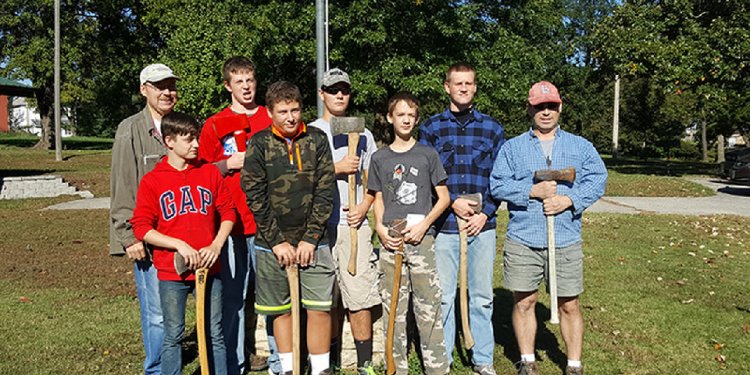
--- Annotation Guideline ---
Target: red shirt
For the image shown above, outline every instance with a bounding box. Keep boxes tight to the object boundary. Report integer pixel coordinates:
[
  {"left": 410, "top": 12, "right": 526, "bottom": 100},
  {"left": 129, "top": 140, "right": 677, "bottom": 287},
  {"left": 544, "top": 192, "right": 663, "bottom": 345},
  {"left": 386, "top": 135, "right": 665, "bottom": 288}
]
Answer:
[
  {"left": 131, "top": 158, "right": 235, "bottom": 281},
  {"left": 199, "top": 106, "right": 271, "bottom": 236}
]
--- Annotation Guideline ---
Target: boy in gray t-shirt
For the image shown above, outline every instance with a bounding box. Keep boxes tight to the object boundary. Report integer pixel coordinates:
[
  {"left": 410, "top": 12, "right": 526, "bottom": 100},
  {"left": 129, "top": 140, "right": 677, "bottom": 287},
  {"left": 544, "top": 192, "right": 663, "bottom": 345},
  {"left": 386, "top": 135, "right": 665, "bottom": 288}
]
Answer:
[{"left": 367, "top": 92, "right": 451, "bottom": 375}]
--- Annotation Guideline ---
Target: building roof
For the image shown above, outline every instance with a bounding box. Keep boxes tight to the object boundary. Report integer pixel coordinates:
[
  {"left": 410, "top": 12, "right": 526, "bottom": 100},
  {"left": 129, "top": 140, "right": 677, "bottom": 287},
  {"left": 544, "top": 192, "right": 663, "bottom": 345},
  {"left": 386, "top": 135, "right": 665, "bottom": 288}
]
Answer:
[{"left": 0, "top": 77, "right": 40, "bottom": 97}]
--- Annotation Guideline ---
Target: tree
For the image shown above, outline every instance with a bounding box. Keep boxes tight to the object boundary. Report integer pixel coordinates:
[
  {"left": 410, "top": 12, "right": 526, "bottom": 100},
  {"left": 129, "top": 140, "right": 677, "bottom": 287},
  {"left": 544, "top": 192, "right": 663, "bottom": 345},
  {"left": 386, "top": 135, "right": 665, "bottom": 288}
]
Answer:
[
  {"left": 592, "top": 0, "right": 750, "bottom": 160},
  {"left": 0, "top": 0, "right": 159, "bottom": 142}
]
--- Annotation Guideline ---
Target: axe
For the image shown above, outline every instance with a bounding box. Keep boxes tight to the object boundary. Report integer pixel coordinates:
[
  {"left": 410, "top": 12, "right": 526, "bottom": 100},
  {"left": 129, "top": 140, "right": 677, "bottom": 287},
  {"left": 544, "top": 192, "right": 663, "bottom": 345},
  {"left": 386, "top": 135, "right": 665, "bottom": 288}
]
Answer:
[
  {"left": 457, "top": 192, "right": 482, "bottom": 350},
  {"left": 287, "top": 264, "right": 301, "bottom": 375},
  {"left": 175, "top": 255, "right": 211, "bottom": 373},
  {"left": 384, "top": 218, "right": 407, "bottom": 375},
  {"left": 331, "top": 117, "right": 366, "bottom": 276},
  {"left": 533, "top": 167, "right": 576, "bottom": 325}
]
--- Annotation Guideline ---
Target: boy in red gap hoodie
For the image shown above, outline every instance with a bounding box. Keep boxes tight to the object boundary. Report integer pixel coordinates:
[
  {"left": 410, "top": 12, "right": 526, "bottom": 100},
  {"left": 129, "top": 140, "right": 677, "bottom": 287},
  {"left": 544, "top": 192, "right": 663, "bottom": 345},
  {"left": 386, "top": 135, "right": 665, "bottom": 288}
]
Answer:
[{"left": 131, "top": 112, "right": 235, "bottom": 375}]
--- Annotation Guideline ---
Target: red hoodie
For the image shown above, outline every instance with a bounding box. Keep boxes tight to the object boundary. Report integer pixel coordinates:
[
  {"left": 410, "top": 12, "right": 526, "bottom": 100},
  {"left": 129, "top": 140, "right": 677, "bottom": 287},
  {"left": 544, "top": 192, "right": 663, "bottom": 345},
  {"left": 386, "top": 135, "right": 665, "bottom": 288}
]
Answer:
[
  {"left": 199, "top": 106, "right": 271, "bottom": 236},
  {"left": 131, "top": 157, "right": 236, "bottom": 281}
]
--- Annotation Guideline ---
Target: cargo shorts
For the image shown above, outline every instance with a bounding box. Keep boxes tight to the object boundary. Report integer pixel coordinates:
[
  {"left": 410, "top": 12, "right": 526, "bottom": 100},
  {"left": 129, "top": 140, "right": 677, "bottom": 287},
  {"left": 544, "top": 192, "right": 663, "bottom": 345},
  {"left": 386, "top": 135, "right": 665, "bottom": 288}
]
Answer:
[
  {"left": 502, "top": 238, "right": 584, "bottom": 297},
  {"left": 329, "top": 224, "right": 382, "bottom": 311},
  {"left": 254, "top": 244, "right": 335, "bottom": 315}
]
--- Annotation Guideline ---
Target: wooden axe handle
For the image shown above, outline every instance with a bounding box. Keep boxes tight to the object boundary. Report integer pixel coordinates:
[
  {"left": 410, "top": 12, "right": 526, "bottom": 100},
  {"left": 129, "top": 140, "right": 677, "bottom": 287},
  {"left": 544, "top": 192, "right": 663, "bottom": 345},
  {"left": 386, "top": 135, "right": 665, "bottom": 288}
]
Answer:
[
  {"left": 385, "top": 244, "right": 403, "bottom": 375},
  {"left": 287, "top": 265, "right": 301, "bottom": 375},
  {"left": 347, "top": 132, "right": 359, "bottom": 276},
  {"left": 547, "top": 215, "right": 560, "bottom": 324},
  {"left": 457, "top": 217, "right": 475, "bottom": 349},
  {"left": 195, "top": 268, "right": 211, "bottom": 375}
]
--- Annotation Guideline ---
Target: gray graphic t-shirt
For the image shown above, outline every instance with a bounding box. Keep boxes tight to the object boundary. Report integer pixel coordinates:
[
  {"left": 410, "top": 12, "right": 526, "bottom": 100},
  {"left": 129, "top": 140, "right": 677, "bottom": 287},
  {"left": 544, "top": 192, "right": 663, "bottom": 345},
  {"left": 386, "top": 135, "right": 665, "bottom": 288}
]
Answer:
[{"left": 368, "top": 143, "right": 448, "bottom": 225}]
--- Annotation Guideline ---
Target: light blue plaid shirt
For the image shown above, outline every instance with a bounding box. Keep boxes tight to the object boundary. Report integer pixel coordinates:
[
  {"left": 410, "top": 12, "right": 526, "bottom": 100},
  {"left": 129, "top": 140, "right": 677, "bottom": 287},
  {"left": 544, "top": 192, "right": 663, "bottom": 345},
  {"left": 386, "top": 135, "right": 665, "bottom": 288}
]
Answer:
[{"left": 490, "top": 127, "right": 607, "bottom": 248}]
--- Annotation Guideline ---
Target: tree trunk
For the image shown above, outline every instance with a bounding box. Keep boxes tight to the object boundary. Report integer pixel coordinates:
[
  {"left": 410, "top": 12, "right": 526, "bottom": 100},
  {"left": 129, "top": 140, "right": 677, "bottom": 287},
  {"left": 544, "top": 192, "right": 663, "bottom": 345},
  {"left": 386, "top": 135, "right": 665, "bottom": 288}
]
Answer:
[
  {"left": 701, "top": 108, "right": 708, "bottom": 162},
  {"left": 33, "top": 85, "right": 54, "bottom": 150}
]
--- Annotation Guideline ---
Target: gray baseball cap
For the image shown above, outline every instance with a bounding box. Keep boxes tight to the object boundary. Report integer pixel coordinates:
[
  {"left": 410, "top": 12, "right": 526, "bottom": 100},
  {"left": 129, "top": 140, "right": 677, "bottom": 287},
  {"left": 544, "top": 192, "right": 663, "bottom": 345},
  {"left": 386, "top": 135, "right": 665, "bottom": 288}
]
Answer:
[
  {"left": 321, "top": 68, "right": 350, "bottom": 87},
  {"left": 140, "top": 63, "right": 179, "bottom": 85}
]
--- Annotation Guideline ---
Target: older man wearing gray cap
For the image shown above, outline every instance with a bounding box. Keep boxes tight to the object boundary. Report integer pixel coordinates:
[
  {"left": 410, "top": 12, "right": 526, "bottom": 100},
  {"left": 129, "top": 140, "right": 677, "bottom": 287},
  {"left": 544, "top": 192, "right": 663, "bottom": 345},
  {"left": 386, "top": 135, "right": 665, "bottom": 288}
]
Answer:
[
  {"left": 109, "top": 63, "right": 179, "bottom": 375},
  {"left": 309, "top": 68, "right": 379, "bottom": 375}
]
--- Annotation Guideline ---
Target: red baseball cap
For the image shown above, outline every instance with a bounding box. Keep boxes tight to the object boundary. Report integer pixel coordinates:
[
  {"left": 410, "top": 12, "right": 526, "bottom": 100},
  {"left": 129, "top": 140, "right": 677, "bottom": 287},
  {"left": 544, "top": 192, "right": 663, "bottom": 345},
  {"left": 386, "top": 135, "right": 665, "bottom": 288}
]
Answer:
[{"left": 528, "top": 81, "right": 561, "bottom": 105}]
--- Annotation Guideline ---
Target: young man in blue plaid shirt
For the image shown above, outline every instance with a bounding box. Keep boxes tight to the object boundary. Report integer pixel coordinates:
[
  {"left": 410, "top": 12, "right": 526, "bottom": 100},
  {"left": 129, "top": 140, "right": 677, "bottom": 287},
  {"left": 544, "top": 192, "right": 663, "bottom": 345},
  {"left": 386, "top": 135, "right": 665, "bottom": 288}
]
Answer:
[
  {"left": 490, "top": 81, "right": 607, "bottom": 375},
  {"left": 418, "top": 62, "right": 505, "bottom": 375}
]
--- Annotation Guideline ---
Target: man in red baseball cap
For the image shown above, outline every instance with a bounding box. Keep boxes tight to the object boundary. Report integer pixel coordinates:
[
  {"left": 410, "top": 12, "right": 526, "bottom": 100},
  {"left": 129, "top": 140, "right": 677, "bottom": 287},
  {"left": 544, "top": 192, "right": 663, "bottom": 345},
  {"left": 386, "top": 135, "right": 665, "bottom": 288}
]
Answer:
[{"left": 490, "top": 81, "right": 608, "bottom": 375}]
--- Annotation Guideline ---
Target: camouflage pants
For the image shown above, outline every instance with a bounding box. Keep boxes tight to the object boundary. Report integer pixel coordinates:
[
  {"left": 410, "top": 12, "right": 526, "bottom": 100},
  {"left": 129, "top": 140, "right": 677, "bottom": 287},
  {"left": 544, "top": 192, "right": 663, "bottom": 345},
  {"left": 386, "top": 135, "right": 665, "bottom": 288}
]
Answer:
[{"left": 380, "top": 235, "right": 450, "bottom": 375}]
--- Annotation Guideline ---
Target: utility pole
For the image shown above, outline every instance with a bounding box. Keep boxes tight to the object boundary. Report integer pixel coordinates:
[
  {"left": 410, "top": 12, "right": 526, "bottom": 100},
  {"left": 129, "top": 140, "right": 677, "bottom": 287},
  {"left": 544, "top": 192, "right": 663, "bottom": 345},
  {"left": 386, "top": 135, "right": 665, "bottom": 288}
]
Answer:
[
  {"left": 315, "top": 0, "right": 328, "bottom": 118},
  {"left": 54, "top": 0, "right": 62, "bottom": 161},
  {"left": 612, "top": 74, "right": 620, "bottom": 158}
]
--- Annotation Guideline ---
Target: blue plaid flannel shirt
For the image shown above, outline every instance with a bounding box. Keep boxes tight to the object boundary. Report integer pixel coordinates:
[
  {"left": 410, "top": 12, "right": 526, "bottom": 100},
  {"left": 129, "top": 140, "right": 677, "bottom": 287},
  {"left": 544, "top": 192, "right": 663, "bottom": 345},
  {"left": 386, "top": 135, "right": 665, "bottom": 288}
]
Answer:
[
  {"left": 419, "top": 107, "right": 505, "bottom": 234},
  {"left": 490, "top": 127, "right": 607, "bottom": 248}
]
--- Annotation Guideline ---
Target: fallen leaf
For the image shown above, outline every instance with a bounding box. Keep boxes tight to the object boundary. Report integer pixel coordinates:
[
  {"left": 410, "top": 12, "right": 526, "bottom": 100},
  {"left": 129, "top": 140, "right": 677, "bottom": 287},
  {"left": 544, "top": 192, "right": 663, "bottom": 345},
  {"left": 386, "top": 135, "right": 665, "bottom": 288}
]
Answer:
[
  {"left": 72, "top": 240, "right": 83, "bottom": 244},
  {"left": 19, "top": 296, "right": 31, "bottom": 303},
  {"left": 681, "top": 299, "right": 694, "bottom": 304},
  {"left": 715, "top": 354, "right": 726, "bottom": 363},
  {"left": 676, "top": 280, "right": 687, "bottom": 286},
  {"left": 688, "top": 252, "right": 696, "bottom": 257},
  {"left": 714, "top": 342, "right": 724, "bottom": 350},
  {"left": 743, "top": 325, "right": 750, "bottom": 333}
]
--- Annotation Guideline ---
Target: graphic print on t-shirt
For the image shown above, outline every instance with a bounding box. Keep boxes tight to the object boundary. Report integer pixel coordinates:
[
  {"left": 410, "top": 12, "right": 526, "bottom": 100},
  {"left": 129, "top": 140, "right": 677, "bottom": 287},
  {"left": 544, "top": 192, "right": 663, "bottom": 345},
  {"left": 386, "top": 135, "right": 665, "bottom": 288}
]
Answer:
[{"left": 393, "top": 163, "right": 420, "bottom": 206}]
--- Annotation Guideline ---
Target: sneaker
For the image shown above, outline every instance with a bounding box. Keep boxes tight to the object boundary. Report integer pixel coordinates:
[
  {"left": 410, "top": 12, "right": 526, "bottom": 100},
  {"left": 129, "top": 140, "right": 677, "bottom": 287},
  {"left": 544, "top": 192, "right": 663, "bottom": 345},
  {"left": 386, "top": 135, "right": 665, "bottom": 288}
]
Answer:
[
  {"left": 515, "top": 361, "right": 539, "bottom": 375},
  {"left": 473, "top": 364, "right": 497, "bottom": 375},
  {"left": 358, "top": 361, "right": 376, "bottom": 375},
  {"left": 565, "top": 366, "right": 584, "bottom": 375},
  {"left": 249, "top": 354, "right": 269, "bottom": 371}
]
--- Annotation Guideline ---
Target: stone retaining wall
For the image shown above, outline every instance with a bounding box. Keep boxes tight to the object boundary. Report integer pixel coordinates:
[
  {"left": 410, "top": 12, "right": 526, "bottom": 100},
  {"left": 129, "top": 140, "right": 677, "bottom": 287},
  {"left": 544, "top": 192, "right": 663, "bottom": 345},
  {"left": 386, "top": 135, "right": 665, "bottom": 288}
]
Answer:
[{"left": 0, "top": 175, "right": 93, "bottom": 199}]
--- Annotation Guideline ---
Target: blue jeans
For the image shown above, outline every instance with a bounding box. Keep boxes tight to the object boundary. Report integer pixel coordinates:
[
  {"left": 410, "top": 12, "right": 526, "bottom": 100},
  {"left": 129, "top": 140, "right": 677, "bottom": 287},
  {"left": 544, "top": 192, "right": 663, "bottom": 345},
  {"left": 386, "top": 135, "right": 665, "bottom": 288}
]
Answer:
[
  {"left": 134, "top": 259, "right": 163, "bottom": 375},
  {"left": 159, "top": 277, "right": 227, "bottom": 375},
  {"left": 435, "top": 229, "right": 496, "bottom": 366},
  {"left": 221, "top": 235, "right": 281, "bottom": 375}
]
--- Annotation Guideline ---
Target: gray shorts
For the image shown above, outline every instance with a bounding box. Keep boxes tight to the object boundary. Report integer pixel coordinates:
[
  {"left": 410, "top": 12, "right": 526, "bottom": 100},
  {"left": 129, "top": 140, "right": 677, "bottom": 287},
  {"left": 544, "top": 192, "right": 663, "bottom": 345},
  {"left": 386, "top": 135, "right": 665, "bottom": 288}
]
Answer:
[
  {"left": 502, "top": 238, "right": 584, "bottom": 297},
  {"left": 254, "top": 244, "right": 335, "bottom": 315},
  {"left": 329, "top": 224, "right": 382, "bottom": 311}
]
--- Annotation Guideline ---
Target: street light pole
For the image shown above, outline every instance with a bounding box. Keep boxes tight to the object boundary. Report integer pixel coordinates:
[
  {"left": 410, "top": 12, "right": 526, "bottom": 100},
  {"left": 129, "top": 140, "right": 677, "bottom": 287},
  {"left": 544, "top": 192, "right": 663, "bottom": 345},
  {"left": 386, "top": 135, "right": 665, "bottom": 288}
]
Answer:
[
  {"left": 54, "top": 0, "right": 62, "bottom": 161},
  {"left": 315, "top": 0, "right": 328, "bottom": 118}
]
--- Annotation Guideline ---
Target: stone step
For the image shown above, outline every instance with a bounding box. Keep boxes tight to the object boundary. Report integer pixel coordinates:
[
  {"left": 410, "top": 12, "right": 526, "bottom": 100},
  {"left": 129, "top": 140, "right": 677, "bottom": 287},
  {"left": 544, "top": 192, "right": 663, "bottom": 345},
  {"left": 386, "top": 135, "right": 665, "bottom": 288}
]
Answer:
[
  {"left": 0, "top": 175, "right": 93, "bottom": 200},
  {"left": 254, "top": 313, "right": 385, "bottom": 370}
]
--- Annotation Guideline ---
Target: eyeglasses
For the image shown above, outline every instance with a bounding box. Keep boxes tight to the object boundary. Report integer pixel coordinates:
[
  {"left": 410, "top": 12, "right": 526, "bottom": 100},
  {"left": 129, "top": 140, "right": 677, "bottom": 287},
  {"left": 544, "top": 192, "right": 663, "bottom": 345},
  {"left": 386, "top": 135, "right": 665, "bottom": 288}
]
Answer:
[
  {"left": 145, "top": 81, "right": 177, "bottom": 92},
  {"left": 532, "top": 102, "right": 559, "bottom": 111},
  {"left": 322, "top": 85, "right": 351, "bottom": 95}
]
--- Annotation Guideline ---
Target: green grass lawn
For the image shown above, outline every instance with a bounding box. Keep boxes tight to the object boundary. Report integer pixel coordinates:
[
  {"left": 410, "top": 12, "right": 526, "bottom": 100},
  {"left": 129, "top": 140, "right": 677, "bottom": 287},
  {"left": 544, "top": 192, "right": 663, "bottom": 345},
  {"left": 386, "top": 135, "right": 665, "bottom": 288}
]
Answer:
[
  {"left": 0, "top": 144, "right": 746, "bottom": 374},
  {"left": 1, "top": 196, "right": 747, "bottom": 374}
]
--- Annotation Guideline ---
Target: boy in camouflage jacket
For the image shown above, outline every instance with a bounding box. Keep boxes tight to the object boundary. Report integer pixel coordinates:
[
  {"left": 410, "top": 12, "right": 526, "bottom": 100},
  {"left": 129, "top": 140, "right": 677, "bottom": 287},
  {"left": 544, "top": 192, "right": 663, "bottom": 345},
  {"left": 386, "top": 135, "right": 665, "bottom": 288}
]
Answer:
[{"left": 241, "top": 81, "right": 336, "bottom": 375}]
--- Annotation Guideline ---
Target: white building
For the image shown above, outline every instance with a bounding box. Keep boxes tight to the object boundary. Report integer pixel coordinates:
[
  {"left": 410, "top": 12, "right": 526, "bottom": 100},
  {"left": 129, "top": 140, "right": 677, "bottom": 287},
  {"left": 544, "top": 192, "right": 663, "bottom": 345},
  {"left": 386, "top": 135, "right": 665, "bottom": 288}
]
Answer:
[{"left": 10, "top": 96, "right": 74, "bottom": 137}]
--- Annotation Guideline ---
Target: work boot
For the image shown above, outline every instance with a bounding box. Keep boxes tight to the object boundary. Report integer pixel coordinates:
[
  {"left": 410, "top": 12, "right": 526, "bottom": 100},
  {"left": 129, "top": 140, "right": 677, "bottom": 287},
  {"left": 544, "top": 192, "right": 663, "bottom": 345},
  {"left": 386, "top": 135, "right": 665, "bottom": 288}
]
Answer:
[
  {"left": 565, "top": 366, "right": 584, "bottom": 375},
  {"left": 473, "top": 364, "right": 497, "bottom": 375},
  {"left": 358, "top": 361, "right": 376, "bottom": 375},
  {"left": 515, "top": 361, "right": 540, "bottom": 375},
  {"left": 248, "top": 354, "right": 269, "bottom": 371}
]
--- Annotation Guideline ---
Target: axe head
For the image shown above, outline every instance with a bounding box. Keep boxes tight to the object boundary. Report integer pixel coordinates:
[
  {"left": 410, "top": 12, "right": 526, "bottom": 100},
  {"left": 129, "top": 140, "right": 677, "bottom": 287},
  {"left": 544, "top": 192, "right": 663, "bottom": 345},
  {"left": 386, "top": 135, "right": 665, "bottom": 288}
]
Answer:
[
  {"left": 534, "top": 167, "right": 576, "bottom": 183},
  {"left": 386, "top": 218, "right": 408, "bottom": 238},
  {"left": 459, "top": 193, "right": 483, "bottom": 214},
  {"left": 331, "top": 117, "right": 365, "bottom": 136},
  {"left": 174, "top": 253, "right": 189, "bottom": 275}
]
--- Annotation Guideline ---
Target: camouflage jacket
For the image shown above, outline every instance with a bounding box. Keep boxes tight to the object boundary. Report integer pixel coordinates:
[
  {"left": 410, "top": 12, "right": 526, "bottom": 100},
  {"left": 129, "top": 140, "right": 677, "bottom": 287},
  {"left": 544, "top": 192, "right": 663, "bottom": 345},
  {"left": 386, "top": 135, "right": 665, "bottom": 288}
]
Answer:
[{"left": 241, "top": 123, "right": 334, "bottom": 249}]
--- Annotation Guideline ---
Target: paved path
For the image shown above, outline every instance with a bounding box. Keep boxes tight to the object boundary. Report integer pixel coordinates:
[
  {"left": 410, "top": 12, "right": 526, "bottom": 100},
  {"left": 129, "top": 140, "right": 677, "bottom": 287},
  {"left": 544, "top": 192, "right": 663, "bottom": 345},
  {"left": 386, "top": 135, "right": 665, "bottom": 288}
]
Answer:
[
  {"left": 587, "top": 178, "right": 750, "bottom": 217},
  {"left": 44, "top": 178, "right": 749, "bottom": 217}
]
